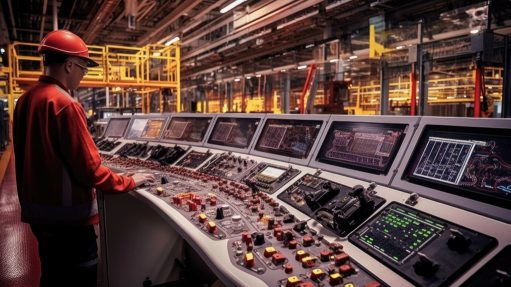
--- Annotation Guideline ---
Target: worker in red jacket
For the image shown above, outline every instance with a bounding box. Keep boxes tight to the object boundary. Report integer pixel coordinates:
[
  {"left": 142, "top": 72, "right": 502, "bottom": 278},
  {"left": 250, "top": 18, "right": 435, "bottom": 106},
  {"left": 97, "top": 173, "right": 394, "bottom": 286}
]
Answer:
[{"left": 13, "top": 30, "right": 155, "bottom": 287}]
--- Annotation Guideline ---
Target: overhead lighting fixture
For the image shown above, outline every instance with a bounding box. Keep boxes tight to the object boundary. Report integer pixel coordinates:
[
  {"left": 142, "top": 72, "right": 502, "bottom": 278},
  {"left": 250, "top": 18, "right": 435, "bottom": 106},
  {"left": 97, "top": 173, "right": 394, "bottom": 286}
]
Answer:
[
  {"left": 471, "top": 29, "right": 479, "bottom": 34},
  {"left": 330, "top": 59, "right": 339, "bottom": 63},
  {"left": 153, "top": 52, "right": 161, "bottom": 56},
  {"left": 305, "top": 44, "right": 315, "bottom": 49},
  {"left": 0, "top": 48, "right": 4, "bottom": 53},
  {"left": 246, "top": 76, "right": 251, "bottom": 79},
  {"left": 396, "top": 46, "right": 403, "bottom": 50},
  {"left": 281, "top": 70, "right": 286, "bottom": 72},
  {"left": 297, "top": 65, "right": 307, "bottom": 70},
  {"left": 256, "top": 75, "right": 261, "bottom": 77},
  {"left": 234, "top": 78, "right": 240, "bottom": 82},
  {"left": 165, "top": 37, "right": 180, "bottom": 46},
  {"left": 220, "top": 0, "right": 247, "bottom": 13},
  {"left": 349, "top": 55, "right": 358, "bottom": 59}
]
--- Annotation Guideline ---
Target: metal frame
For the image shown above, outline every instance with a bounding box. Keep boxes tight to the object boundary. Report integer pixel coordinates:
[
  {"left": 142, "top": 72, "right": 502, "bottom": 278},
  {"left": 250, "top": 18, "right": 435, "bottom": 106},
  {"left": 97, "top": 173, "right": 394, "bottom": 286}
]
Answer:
[
  {"left": 249, "top": 114, "right": 329, "bottom": 166},
  {"left": 309, "top": 115, "right": 420, "bottom": 186},
  {"left": 159, "top": 113, "right": 217, "bottom": 147},
  {"left": 103, "top": 115, "right": 133, "bottom": 139},
  {"left": 391, "top": 116, "right": 511, "bottom": 224},
  {"left": 203, "top": 113, "right": 267, "bottom": 154},
  {"left": 124, "top": 114, "right": 170, "bottom": 141}
]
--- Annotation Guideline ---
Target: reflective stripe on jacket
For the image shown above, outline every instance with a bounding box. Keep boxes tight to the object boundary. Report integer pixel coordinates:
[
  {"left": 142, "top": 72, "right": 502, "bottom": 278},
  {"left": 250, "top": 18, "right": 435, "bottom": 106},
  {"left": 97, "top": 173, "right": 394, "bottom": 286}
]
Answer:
[{"left": 13, "top": 75, "right": 135, "bottom": 226}]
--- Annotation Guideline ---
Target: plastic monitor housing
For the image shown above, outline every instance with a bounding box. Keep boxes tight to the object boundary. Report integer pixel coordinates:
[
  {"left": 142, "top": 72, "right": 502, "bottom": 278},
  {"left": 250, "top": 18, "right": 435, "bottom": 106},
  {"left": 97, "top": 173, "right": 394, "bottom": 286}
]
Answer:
[
  {"left": 391, "top": 117, "right": 511, "bottom": 224},
  {"left": 160, "top": 113, "right": 216, "bottom": 146},
  {"left": 309, "top": 115, "right": 420, "bottom": 185},
  {"left": 124, "top": 115, "right": 170, "bottom": 141},
  {"left": 204, "top": 113, "right": 266, "bottom": 154},
  {"left": 249, "top": 114, "right": 329, "bottom": 166},
  {"left": 103, "top": 116, "right": 133, "bottom": 139}
]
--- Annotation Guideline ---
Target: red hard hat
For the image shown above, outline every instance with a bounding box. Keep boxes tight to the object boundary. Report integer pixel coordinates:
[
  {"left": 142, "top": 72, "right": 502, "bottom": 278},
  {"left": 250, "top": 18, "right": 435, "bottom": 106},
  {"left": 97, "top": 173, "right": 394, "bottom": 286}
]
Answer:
[{"left": 38, "top": 30, "right": 99, "bottom": 67}]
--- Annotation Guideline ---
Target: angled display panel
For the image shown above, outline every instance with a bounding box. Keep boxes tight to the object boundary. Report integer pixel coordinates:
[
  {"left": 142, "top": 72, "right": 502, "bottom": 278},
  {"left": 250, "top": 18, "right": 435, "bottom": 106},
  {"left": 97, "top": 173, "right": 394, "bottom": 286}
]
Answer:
[
  {"left": 103, "top": 116, "right": 132, "bottom": 138},
  {"left": 310, "top": 116, "right": 419, "bottom": 185},
  {"left": 249, "top": 114, "right": 328, "bottom": 165},
  {"left": 204, "top": 114, "right": 265, "bottom": 154},
  {"left": 125, "top": 116, "right": 169, "bottom": 141},
  {"left": 392, "top": 117, "right": 511, "bottom": 223},
  {"left": 160, "top": 113, "right": 215, "bottom": 146}
]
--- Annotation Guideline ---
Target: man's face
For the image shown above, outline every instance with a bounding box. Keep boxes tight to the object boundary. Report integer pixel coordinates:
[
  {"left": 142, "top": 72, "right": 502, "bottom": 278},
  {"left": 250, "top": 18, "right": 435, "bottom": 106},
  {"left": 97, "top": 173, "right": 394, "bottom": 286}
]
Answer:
[{"left": 65, "top": 56, "right": 88, "bottom": 90}]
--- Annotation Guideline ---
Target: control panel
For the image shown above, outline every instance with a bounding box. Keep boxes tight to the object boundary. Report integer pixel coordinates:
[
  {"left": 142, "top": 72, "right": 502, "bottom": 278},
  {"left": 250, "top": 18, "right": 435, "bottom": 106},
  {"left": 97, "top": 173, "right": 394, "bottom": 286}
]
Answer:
[
  {"left": 462, "top": 245, "right": 511, "bottom": 287},
  {"left": 278, "top": 174, "right": 386, "bottom": 237},
  {"left": 349, "top": 202, "right": 497, "bottom": 287},
  {"left": 174, "top": 150, "right": 213, "bottom": 169},
  {"left": 96, "top": 138, "right": 123, "bottom": 152},
  {"left": 239, "top": 162, "right": 301, "bottom": 194},
  {"left": 114, "top": 142, "right": 155, "bottom": 158},
  {"left": 147, "top": 145, "right": 189, "bottom": 165},
  {"left": 198, "top": 152, "right": 258, "bottom": 181}
]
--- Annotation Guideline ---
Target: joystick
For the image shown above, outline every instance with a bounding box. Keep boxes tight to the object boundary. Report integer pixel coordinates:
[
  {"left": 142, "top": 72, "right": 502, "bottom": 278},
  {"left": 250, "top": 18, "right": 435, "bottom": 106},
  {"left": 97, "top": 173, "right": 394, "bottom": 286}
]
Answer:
[{"left": 413, "top": 252, "right": 440, "bottom": 277}]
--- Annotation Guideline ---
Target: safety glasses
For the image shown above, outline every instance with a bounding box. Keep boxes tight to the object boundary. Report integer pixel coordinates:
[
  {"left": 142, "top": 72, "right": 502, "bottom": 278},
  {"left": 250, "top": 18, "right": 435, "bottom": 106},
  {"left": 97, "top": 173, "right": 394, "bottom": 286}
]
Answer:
[{"left": 68, "top": 60, "right": 89, "bottom": 76}]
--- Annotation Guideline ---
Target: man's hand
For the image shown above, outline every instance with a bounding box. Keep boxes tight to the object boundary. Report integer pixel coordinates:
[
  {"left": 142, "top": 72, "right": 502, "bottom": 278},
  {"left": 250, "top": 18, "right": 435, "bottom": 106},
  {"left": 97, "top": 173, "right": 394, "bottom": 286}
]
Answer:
[{"left": 131, "top": 173, "right": 156, "bottom": 187}]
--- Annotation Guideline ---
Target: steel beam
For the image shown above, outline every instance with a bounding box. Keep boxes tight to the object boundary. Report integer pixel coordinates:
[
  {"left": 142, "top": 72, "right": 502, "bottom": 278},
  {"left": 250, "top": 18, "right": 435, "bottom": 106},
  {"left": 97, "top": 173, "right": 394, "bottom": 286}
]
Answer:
[{"left": 40, "top": 0, "right": 48, "bottom": 41}]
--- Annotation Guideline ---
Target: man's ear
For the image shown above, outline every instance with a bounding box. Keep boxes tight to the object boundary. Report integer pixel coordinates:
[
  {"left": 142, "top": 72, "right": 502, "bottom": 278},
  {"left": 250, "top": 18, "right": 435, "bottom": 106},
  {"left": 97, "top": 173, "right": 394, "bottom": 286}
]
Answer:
[{"left": 64, "top": 60, "right": 73, "bottom": 74}]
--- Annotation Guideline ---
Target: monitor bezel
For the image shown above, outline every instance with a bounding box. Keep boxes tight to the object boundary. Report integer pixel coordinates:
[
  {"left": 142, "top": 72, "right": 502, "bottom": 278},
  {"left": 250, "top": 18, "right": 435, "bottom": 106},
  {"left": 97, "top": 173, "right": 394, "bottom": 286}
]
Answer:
[
  {"left": 391, "top": 116, "right": 511, "bottom": 224},
  {"left": 204, "top": 114, "right": 266, "bottom": 154},
  {"left": 249, "top": 114, "right": 329, "bottom": 165},
  {"left": 160, "top": 113, "right": 216, "bottom": 146},
  {"left": 103, "top": 116, "right": 133, "bottom": 139},
  {"left": 124, "top": 115, "right": 170, "bottom": 141},
  {"left": 309, "top": 115, "right": 419, "bottom": 186}
]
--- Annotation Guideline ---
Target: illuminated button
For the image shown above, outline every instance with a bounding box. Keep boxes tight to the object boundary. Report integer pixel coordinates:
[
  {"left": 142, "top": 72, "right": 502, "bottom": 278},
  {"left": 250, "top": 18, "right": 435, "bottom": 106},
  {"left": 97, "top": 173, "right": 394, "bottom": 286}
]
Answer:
[
  {"left": 197, "top": 214, "right": 207, "bottom": 223},
  {"left": 329, "top": 273, "right": 343, "bottom": 285},
  {"left": 320, "top": 250, "right": 331, "bottom": 262},
  {"left": 344, "top": 284, "right": 355, "bottom": 287},
  {"left": 243, "top": 253, "right": 255, "bottom": 267},
  {"left": 310, "top": 268, "right": 326, "bottom": 281},
  {"left": 334, "top": 253, "right": 350, "bottom": 266},
  {"left": 295, "top": 250, "right": 308, "bottom": 261},
  {"left": 285, "top": 264, "right": 293, "bottom": 274},
  {"left": 339, "top": 264, "right": 354, "bottom": 275},
  {"left": 156, "top": 187, "right": 164, "bottom": 195},
  {"left": 303, "top": 236, "right": 315, "bottom": 247},
  {"left": 301, "top": 256, "right": 317, "bottom": 268},
  {"left": 264, "top": 247, "right": 277, "bottom": 258},
  {"left": 288, "top": 240, "right": 297, "bottom": 249},
  {"left": 207, "top": 221, "right": 217, "bottom": 233},
  {"left": 285, "top": 276, "right": 302, "bottom": 287},
  {"left": 364, "top": 282, "right": 381, "bottom": 287},
  {"left": 272, "top": 253, "right": 286, "bottom": 265},
  {"left": 296, "top": 283, "right": 314, "bottom": 287}
]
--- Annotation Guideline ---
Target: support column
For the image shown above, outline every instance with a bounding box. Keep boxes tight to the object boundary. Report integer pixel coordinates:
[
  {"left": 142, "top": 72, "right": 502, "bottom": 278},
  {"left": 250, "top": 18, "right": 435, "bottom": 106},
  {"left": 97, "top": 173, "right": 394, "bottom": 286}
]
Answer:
[
  {"left": 52, "top": 0, "right": 58, "bottom": 30},
  {"left": 283, "top": 73, "right": 290, "bottom": 114},
  {"left": 503, "top": 36, "right": 511, "bottom": 118},
  {"left": 105, "top": 87, "right": 110, "bottom": 108},
  {"left": 380, "top": 58, "right": 389, "bottom": 115}
]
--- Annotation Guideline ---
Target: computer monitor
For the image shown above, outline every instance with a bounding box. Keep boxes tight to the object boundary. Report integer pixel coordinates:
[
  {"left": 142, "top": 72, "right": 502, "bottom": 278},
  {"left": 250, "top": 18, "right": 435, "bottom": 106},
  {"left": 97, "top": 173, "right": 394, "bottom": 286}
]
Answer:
[
  {"left": 103, "top": 117, "right": 131, "bottom": 138},
  {"left": 207, "top": 117, "right": 262, "bottom": 149},
  {"left": 126, "top": 117, "right": 168, "bottom": 140},
  {"left": 162, "top": 117, "right": 213, "bottom": 143}
]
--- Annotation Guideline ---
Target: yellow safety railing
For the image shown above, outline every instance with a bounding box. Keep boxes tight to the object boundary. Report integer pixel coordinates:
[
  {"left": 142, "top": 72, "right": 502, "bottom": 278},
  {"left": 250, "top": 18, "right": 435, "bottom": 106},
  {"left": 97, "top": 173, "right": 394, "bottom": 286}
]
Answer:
[{"left": 5, "top": 41, "right": 180, "bottom": 118}]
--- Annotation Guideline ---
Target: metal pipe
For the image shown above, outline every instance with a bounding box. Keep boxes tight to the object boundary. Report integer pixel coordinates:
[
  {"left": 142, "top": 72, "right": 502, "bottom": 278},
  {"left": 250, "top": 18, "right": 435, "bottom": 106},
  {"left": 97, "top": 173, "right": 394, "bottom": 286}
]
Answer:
[
  {"left": 52, "top": 0, "right": 58, "bottom": 31},
  {"left": 417, "top": 20, "right": 427, "bottom": 116},
  {"left": 6, "top": 0, "right": 17, "bottom": 39},
  {"left": 39, "top": 0, "right": 48, "bottom": 41}
]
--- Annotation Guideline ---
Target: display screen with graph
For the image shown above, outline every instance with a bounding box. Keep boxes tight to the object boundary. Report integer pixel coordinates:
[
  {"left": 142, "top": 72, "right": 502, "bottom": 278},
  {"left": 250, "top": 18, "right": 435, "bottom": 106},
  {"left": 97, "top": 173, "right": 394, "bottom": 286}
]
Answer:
[
  {"left": 163, "top": 117, "right": 212, "bottom": 142},
  {"left": 207, "top": 117, "right": 261, "bottom": 149}
]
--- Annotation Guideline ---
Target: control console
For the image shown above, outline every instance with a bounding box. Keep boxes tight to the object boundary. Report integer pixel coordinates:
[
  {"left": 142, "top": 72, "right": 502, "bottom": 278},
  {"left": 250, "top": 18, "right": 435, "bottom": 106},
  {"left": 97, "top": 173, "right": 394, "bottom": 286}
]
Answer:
[
  {"left": 349, "top": 202, "right": 497, "bottom": 287},
  {"left": 239, "top": 163, "right": 301, "bottom": 194},
  {"left": 278, "top": 174, "right": 386, "bottom": 237},
  {"left": 174, "top": 150, "right": 213, "bottom": 169},
  {"left": 198, "top": 152, "right": 258, "bottom": 181},
  {"left": 96, "top": 139, "right": 123, "bottom": 152}
]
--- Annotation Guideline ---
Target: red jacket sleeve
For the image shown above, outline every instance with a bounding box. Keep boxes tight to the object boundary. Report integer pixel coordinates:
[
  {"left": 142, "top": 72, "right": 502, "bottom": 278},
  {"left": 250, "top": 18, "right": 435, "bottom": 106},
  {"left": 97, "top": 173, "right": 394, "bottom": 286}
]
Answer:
[{"left": 56, "top": 102, "right": 135, "bottom": 193}]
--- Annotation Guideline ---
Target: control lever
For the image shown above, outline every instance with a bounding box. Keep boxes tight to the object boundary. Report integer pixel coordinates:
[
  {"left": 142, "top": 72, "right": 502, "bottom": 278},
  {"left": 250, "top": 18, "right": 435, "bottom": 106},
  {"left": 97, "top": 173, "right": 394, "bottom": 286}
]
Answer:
[
  {"left": 406, "top": 193, "right": 420, "bottom": 206},
  {"left": 293, "top": 220, "right": 309, "bottom": 233},
  {"left": 447, "top": 229, "right": 471, "bottom": 252},
  {"left": 413, "top": 252, "right": 440, "bottom": 276},
  {"left": 244, "top": 179, "right": 260, "bottom": 195}
]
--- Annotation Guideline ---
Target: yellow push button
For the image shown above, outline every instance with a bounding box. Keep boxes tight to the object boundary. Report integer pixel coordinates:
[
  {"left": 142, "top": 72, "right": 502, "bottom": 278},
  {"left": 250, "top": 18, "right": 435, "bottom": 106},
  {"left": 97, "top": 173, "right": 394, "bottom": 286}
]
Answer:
[
  {"left": 207, "top": 221, "right": 217, "bottom": 233},
  {"left": 198, "top": 214, "right": 207, "bottom": 223},
  {"left": 310, "top": 268, "right": 325, "bottom": 281},
  {"left": 264, "top": 247, "right": 277, "bottom": 258},
  {"left": 285, "top": 276, "right": 302, "bottom": 287},
  {"left": 329, "top": 273, "right": 343, "bottom": 285},
  {"left": 156, "top": 187, "right": 164, "bottom": 195}
]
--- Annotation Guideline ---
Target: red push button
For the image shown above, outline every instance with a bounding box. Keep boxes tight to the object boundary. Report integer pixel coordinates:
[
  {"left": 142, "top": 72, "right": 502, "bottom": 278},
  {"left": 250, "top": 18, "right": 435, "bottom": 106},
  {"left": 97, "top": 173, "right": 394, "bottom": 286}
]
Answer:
[
  {"left": 244, "top": 253, "right": 255, "bottom": 267},
  {"left": 272, "top": 253, "right": 286, "bottom": 265},
  {"left": 210, "top": 198, "right": 217, "bottom": 206},
  {"left": 241, "top": 232, "right": 250, "bottom": 243},
  {"left": 285, "top": 264, "right": 293, "bottom": 274},
  {"left": 274, "top": 227, "right": 282, "bottom": 237},
  {"left": 334, "top": 253, "right": 350, "bottom": 266},
  {"left": 339, "top": 264, "right": 354, "bottom": 275},
  {"left": 288, "top": 240, "right": 297, "bottom": 249},
  {"left": 365, "top": 282, "right": 381, "bottom": 287},
  {"left": 320, "top": 250, "right": 331, "bottom": 262},
  {"left": 303, "top": 236, "right": 314, "bottom": 247}
]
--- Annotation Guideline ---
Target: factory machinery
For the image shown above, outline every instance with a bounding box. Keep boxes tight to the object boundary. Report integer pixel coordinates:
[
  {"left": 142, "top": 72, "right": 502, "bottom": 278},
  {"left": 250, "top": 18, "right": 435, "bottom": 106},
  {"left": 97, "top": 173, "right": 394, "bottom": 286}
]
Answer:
[{"left": 95, "top": 113, "right": 511, "bottom": 287}]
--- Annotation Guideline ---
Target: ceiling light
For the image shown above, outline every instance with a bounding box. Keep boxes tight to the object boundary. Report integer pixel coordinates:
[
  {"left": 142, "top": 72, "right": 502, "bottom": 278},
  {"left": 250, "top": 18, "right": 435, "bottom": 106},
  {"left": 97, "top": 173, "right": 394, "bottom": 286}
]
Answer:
[
  {"left": 396, "top": 46, "right": 403, "bottom": 50},
  {"left": 471, "top": 29, "right": 479, "bottom": 34},
  {"left": 297, "top": 65, "right": 307, "bottom": 70},
  {"left": 234, "top": 78, "right": 240, "bottom": 82},
  {"left": 281, "top": 70, "right": 286, "bottom": 72},
  {"left": 153, "top": 52, "right": 161, "bottom": 56},
  {"left": 0, "top": 48, "right": 4, "bottom": 53},
  {"left": 349, "top": 55, "right": 358, "bottom": 59},
  {"left": 256, "top": 75, "right": 261, "bottom": 77},
  {"left": 330, "top": 59, "right": 339, "bottom": 62},
  {"left": 221, "top": 0, "right": 247, "bottom": 13},
  {"left": 246, "top": 76, "right": 251, "bottom": 79},
  {"left": 165, "top": 37, "right": 180, "bottom": 46}
]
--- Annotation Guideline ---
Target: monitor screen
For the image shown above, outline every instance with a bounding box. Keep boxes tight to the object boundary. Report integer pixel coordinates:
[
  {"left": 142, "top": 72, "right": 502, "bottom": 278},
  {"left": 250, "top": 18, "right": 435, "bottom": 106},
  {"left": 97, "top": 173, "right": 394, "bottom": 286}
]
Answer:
[
  {"left": 163, "top": 117, "right": 212, "bottom": 142},
  {"left": 254, "top": 119, "right": 322, "bottom": 159},
  {"left": 207, "top": 117, "right": 260, "bottom": 148},
  {"left": 104, "top": 118, "right": 131, "bottom": 138},
  {"left": 316, "top": 122, "right": 407, "bottom": 175},
  {"left": 126, "top": 118, "right": 166, "bottom": 139},
  {"left": 403, "top": 125, "right": 511, "bottom": 209}
]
